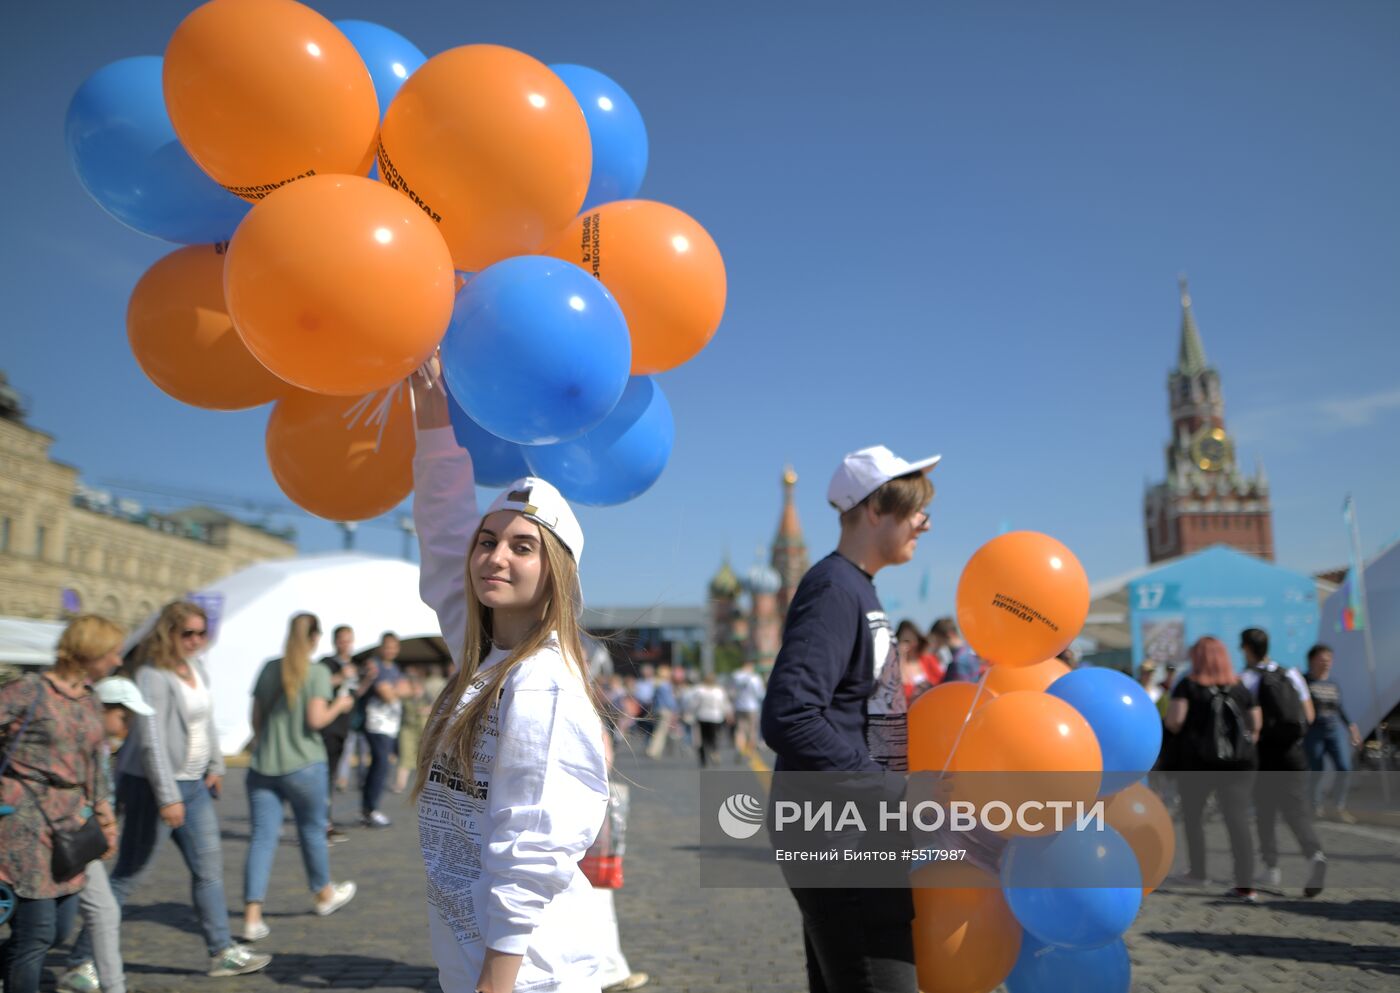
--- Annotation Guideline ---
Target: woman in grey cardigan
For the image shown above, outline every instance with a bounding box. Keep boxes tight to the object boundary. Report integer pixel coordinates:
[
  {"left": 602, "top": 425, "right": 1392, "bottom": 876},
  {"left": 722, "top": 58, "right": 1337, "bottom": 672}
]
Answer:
[{"left": 70, "top": 601, "right": 271, "bottom": 979}]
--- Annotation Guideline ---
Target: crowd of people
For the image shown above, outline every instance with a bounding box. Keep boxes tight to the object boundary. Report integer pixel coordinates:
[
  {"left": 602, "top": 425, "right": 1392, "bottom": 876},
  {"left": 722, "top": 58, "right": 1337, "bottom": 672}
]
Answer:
[
  {"left": 595, "top": 660, "right": 765, "bottom": 767},
  {"left": 0, "top": 381, "right": 1379, "bottom": 993},
  {"left": 1153, "top": 627, "right": 1362, "bottom": 903},
  {"left": 0, "top": 597, "right": 464, "bottom": 993}
]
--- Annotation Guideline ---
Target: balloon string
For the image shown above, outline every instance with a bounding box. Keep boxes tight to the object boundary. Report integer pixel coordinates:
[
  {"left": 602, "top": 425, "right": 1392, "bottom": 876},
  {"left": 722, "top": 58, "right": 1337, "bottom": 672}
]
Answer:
[
  {"left": 340, "top": 380, "right": 406, "bottom": 454},
  {"left": 341, "top": 394, "right": 374, "bottom": 432},
  {"left": 416, "top": 356, "right": 440, "bottom": 391},
  {"left": 936, "top": 667, "right": 990, "bottom": 779}
]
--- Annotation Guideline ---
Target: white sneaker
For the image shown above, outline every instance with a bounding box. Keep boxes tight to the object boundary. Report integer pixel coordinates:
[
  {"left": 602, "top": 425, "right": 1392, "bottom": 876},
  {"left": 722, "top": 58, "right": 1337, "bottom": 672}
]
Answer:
[
  {"left": 315, "top": 880, "right": 357, "bottom": 916},
  {"left": 362, "top": 810, "right": 391, "bottom": 828},
  {"left": 57, "top": 961, "right": 100, "bottom": 993},
  {"left": 1304, "top": 853, "right": 1327, "bottom": 897},
  {"left": 1262, "top": 865, "right": 1282, "bottom": 888},
  {"left": 242, "top": 919, "right": 270, "bottom": 942},
  {"left": 208, "top": 943, "right": 272, "bottom": 977}
]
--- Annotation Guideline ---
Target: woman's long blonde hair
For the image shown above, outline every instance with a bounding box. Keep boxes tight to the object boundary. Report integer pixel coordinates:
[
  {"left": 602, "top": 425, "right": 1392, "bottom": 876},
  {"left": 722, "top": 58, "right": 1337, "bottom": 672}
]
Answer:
[
  {"left": 412, "top": 519, "right": 599, "bottom": 800},
  {"left": 128, "top": 600, "right": 207, "bottom": 676},
  {"left": 281, "top": 613, "right": 321, "bottom": 702}
]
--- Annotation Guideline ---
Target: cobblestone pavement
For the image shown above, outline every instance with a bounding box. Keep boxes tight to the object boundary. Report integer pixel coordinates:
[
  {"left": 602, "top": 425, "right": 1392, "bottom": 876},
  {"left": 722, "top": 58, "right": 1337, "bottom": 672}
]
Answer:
[{"left": 27, "top": 746, "right": 1398, "bottom": 992}]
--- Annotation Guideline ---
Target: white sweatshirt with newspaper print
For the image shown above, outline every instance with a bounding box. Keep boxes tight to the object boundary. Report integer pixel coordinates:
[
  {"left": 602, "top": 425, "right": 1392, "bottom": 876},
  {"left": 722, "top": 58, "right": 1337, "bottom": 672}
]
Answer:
[{"left": 413, "top": 425, "right": 609, "bottom": 992}]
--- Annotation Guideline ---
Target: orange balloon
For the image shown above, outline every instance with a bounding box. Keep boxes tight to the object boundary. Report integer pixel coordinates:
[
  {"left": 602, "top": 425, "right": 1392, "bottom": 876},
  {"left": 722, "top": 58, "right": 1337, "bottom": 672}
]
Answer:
[
  {"left": 955, "top": 531, "right": 1089, "bottom": 667},
  {"left": 908, "top": 681, "right": 996, "bottom": 774},
  {"left": 377, "top": 45, "right": 591, "bottom": 271},
  {"left": 1105, "top": 782, "right": 1176, "bottom": 893},
  {"left": 225, "top": 174, "right": 455, "bottom": 396},
  {"left": 984, "top": 658, "right": 1070, "bottom": 695},
  {"left": 911, "top": 865, "right": 1021, "bottom": 993},
  {"left": 163, "top": 0, "right": 378, "bottom": 201},
  {"left": 949, "top": 691, "right": 1102, "bottom": 834},
  {"left": 127, "top": 245, "right": 286, "bottom": 410},
  {"left": 266, "top": 388, "right": 414, "bottom": 520},
  {"left": 542, "top": 200, "right": 727, "bottom": 374}
]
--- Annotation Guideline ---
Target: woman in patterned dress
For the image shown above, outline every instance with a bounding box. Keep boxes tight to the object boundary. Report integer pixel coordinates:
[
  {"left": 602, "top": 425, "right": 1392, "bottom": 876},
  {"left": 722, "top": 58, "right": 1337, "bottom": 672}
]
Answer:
[{"left": 0, "top": 617, "right": 118, "bottom": 993}]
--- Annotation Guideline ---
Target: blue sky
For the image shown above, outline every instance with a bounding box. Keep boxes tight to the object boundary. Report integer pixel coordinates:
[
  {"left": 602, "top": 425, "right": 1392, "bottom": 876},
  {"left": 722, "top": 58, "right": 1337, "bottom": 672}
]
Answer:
[{"left": 3, "top": 1, "right": 1398, "bottom": 619}]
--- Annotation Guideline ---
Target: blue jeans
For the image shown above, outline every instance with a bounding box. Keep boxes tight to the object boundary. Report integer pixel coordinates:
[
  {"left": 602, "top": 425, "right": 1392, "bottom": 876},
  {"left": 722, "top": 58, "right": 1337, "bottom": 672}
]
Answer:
[
  {"left": 362, "top": 732, "right": 394, "bottom": 816},
  {"left": 73, "top": 775, "right": 233, "bottom": 959},
  {"left": 244, "top": 763, "right": 331, "bottom": 904},
  {"left": 1305, "top": 720, "right": 1352, "bottom": 810},
  {"left": 2, "top": 892, "right": 79, "bottom": 993}
]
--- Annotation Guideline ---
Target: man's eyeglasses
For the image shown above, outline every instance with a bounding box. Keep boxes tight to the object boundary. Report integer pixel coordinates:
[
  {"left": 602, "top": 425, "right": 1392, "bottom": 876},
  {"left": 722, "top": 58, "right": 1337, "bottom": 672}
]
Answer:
[
  {"left": 911, "top": 511, "right": 930, "bottom": 529},
  {"left": 181, "top": 628, "right": 208, "bottom": 639}
]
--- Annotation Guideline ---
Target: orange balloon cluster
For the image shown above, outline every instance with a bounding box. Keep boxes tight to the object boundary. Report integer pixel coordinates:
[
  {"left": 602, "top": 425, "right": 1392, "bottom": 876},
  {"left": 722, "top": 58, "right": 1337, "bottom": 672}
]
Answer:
[
  {"left": 378, "top": 45, "right": 592, "bottom": 272},
  {"left": 164, "top": 0, "right": 379, "bottom": 200},
  {"left": 543, "top": 200, "right": 727, "bottom": 374},
  {"left": 127, "top": 246, "right": 286, "bottom": 411},
  {"left": 955, "top": 531, "right": 1090, "bottom": 668},
  {"left": 265, "top": 389, "right": 415, "bottom": 522},
  {"left": 224, "top": 174, "right": 455, "bottom": 396},
  {"left": 97, "top": 1, "right": 725, "bottom": 521}
]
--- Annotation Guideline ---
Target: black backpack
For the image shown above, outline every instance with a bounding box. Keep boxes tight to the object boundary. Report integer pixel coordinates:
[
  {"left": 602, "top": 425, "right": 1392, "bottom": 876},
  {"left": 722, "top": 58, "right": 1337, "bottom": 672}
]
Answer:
[
  {"left": 1191, "top": 686, "right": 1255, "bottom": 769},
  {"left": 1257, "top": 668, "right": 1308, "bottom": 750}
]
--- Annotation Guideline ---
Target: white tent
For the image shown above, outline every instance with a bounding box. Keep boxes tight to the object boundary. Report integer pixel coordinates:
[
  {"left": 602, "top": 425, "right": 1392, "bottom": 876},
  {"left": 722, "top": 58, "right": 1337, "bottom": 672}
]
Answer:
[
  {"left": 0, "top": 616, "right": 66, "bottom": 666},
  {"left": 158, "top": 553, "right": 444, "bottom": 755}
]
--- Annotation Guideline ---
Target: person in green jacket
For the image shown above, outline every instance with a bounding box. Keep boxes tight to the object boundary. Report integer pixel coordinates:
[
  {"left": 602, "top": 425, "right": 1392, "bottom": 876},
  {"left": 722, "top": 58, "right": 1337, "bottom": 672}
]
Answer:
[{"left": 240, "top": 613, "right": 358, "bottom": 942}]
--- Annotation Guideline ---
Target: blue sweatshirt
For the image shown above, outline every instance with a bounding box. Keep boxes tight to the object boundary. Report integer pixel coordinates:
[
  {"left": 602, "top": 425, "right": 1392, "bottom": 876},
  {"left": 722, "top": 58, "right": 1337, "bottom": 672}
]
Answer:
[{"left": 760, "top": 553, "right": 906, "bottom": 773}]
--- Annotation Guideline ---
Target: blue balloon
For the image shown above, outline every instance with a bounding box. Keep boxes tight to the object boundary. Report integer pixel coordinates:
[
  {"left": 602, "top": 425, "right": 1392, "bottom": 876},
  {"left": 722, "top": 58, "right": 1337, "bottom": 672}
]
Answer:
[
  {"left": 549, "top": 64, "right": 648, "bottom": 211},
  {"left": 445, "top": 389, "right": 531, "bottom": 488},
  {"left": 1005, "top": 934, "right": 1131, "bottom": 993},
  {"left": 66, "top": 56, "right": 251, "bottom": 245},
  {"left": 1001, "top": 826, "right": 1142, "bottom": 950},
  {"left": 523, "top": 377, "right": 673, "bottom": 506},
  {"left": 1048, "top": 668, "right": 1162, "bottom": 795},
  {"left": 334, "top": 20, "right": 426, "bottom": 122},
  {"left": 440, "top": 256, "right": 631, "bottom": 446}
]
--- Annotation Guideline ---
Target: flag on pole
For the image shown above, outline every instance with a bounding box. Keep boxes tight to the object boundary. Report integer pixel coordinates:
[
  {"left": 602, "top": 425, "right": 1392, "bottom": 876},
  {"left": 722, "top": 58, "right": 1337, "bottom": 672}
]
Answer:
[{"left": 1342, "top": 495, "right": 1366, "bottom": 631}]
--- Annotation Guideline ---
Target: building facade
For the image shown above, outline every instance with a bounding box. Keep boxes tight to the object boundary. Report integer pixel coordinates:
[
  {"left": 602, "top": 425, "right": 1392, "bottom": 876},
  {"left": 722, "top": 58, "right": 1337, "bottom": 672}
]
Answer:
[
  {"left": 1143, "top": 280, "right": 1274, "bottom": 563},
  {"left": 0, "top": 373, "right": 296, "bottom": 628}
]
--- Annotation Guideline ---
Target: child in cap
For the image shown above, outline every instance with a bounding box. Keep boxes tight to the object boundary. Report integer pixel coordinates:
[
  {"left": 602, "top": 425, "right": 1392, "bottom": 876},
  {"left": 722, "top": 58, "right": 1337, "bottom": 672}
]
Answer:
[
  {"left": 95, "top": 676, "right": 154, "bottom": 745},
  {"left": 53, "top": 670, "right": 148, "bottom": 993},
  {"left": 408, "top": 364, "right": 608, "bottom": 993},
  {"left": 760, "top": 443, "right": 939, "bottom": 993}
]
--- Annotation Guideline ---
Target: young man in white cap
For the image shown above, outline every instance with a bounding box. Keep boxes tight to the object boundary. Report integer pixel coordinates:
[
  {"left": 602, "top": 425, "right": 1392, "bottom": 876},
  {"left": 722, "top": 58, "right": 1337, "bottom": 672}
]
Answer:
[{"left": 760, "top": 444, "right": 938, "bottom": 993}]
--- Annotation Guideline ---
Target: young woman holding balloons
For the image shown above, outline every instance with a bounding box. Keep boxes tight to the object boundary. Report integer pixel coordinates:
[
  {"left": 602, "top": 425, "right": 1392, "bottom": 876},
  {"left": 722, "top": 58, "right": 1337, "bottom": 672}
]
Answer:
[{"left": 408, "top": 365, "right": 609, "bottom": 993}]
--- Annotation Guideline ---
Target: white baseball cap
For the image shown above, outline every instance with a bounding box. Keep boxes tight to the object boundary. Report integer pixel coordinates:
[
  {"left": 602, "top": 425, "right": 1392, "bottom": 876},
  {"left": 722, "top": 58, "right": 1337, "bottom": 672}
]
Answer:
[
  {"left": 484, "top": 477, "right": 584, "bottom": 563},
  {"left": 95, "top": 676, "right": 155, "bottom": 716},
  {"left": 827, "top": 445, "right": 942, "bottom": 512}
]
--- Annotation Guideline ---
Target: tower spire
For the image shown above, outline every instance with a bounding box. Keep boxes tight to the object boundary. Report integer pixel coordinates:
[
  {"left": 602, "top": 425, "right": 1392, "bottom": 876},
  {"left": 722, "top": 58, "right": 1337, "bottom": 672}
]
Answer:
[
  {"left": 770, "top": 464, "right": 810, "bottom": 616},
  {"left": 777, "top": 465, "right": 802, "bottom": 544},
  {"left": 1176, "top": 274, "right": 1208, "bottom": 376}
]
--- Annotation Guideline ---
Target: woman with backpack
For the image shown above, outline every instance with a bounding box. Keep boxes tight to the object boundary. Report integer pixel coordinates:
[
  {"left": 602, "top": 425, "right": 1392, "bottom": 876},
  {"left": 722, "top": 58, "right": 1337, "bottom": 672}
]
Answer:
[{"left": 1163, "top": 636, "right": 1261, "bottom": 901}]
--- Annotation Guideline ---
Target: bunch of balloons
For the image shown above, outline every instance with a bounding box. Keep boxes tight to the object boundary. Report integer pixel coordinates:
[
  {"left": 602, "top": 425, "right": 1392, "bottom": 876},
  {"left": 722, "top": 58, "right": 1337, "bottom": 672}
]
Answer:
[
  {"left": 70, "top": 0, "right": 723, "bottom": 519},
  {"left": 906, "top": 532, "right": 1173, "bottom": 993}
]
